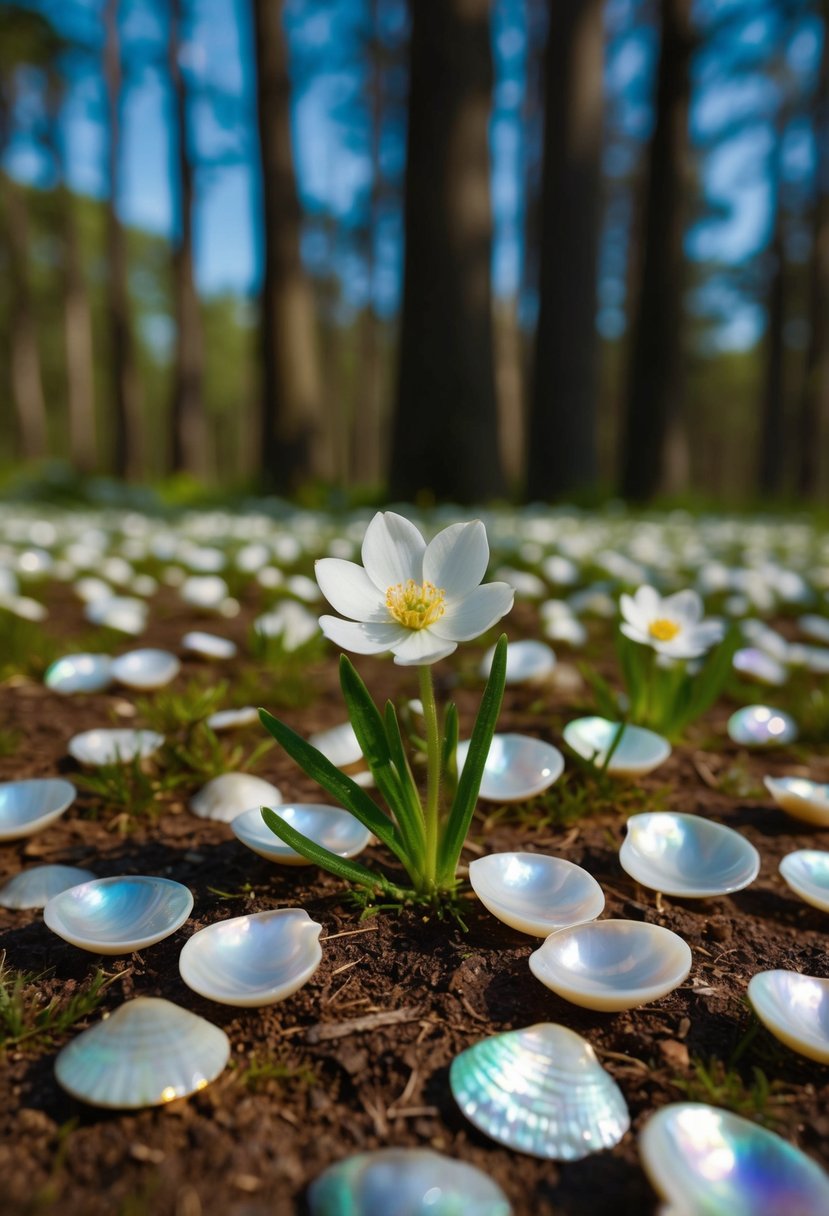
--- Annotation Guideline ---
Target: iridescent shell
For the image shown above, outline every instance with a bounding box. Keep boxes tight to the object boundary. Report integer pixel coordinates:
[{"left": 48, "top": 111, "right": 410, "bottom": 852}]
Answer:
[
  {"left": 480, "top": 639, "right": 556, "bottom": 685},
  {"left": 232, "top": 804, "right": 371, "bottom": 865},
  {"left": 67, "top": 729, "right": 164, "bottom": 766},
  {"left": 457, "top": 733, "right": 564, "bottom": 802},
  {"left": 779, "top": 849, "right": 829, "bottom": 912},
  {"left": 469, "top": 852, "right": 604, "bottom": 937},
  {"left": 0, "top": 864, "right": 95, "bottom": 909},
  {"left": 43, "top": 875, "right": 193, "bottom": 954},
  {"left": 54, "top": 997, "right": 229, "bottom": 1108},
  {"left": 0, "top": 778, "right": 77, "bottom": 841},
  {"left": 732, "top": 647, "right": 787, "bottom": 686},
  {"left": 763, "top": 776, "right": 829, "bottom": 827},
  {"left": 44, "top": 653, "right": 114, "bottom": 695},
  {"left": 562, "top": 717, "right": 671, "bottom": 777},
  {"left": 111, "top": 648, "right": 180, "bottom": 690},
  {"left": 450, "top": 1022, "right": 629, "bottom": 1159},
  {"left": 727, "top": 705, "right": 797, "bottom": 747},
  {"left": 188, "top": 773, "right": 282, "bottom": 823},
  {"left": 308, "top": 1149, "right": 512, "bottom": 1216},
  {"left": 620, "top": 813, "right": 760, "bottom": 898},
  {"left": 748, "top": 970, "right": 829, "bottom": 1064}
]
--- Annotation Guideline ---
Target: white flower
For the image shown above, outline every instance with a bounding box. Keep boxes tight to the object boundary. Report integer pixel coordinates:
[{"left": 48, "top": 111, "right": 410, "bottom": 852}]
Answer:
[
  {"left": 315, "top": 511, "right": 514, "bottom": 666},
  {"left": 619, "top": 585, "right": 724, "bottom": 660}
]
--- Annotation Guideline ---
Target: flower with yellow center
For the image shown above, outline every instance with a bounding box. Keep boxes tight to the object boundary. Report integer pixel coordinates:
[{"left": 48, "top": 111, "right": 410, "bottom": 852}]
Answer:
[
  {"left": 620, "top": 585, "right": 724, "bottom": 660},
  {"left": 648, "top": 618, "right": 681, "bottom": 642},
  {"left": 315, "top": 511, "right": 514, "bottom": 666}
]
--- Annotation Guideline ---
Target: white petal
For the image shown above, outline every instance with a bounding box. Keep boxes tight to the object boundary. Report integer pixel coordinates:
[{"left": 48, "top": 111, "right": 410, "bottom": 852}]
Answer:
[
  {"left": 422, "top": 521, "right": 489, "bottom": 598},
  {"left": 430, "top": 582, "right": 514, "bottom": 642},
  {"left": 319, "top": 615, "right": 405, "bottom": 655},
  {"left": 620, "top": 622, "right": 652, "bottom": 647},
  {"left": 315, "top": 559, "right": 387, "bottom": 622},
  {"left": 390, "top": 628, "right": 457, "bottom": 666},
  {"left": 662, "top": 588, "right": 703, "bottom": 624},
  {"left": 620, "top": 592, "right": 649, "bottom": 632},
  {"left": 361, "top": 512, "right": 425, "bottom": 592},
  {"left": 633, "top": 585, "right": 662, "bottom": 618}
]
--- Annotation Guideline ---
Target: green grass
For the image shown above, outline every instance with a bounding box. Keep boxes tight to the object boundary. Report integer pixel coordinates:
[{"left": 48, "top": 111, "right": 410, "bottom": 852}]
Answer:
[
  {"left": 234, "top": 1052, "right": 318, "bottom": 1094},
  {"left": 671, "top": 1057, "right": 787, "bottom": 1128},
  {"left": 0, "top": 727, "right": 22, "bottom": 757},
  {"left": 162, "top": 723, "right": 274, "bottom": 782},
  {"left": 480, "top": 771, "right": 670, "bottom": 833},
  {"left": 76, "top": 755, "right": 187, "bottom": 823},
  {"left": 134, "top": 679, "right": 229, "bottom": 734},
  {"left": 0, "top": 956, "right": 114, "bottom": 1052}
]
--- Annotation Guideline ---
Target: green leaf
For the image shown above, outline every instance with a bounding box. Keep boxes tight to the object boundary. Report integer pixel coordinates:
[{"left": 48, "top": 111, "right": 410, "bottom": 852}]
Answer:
[
  {"left": 260, "top": 808, "right": 396, "bottom": 893},
  {"left": 674, "top": 627, "right": 740, "bottom": 734},
  {"left": 440, "top": 701, "right": 459, "bottom": 810},
  {"left": 258, "top": 708, "right": 407, "bottom": 863},
  {"left": 579, "top": 662, "right": 620, "bottom": 719},
  {"left": 383, "top": 701, "right": 427, "bottom": 856},
  {"left": 437, "top": 634, "right": 508, "bottom": 883}
]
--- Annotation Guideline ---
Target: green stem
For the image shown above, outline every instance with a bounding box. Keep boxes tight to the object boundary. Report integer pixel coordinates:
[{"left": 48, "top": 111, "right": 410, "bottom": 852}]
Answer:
[{"left": 418, "top": 664, "right": 442, "bottom": 888}]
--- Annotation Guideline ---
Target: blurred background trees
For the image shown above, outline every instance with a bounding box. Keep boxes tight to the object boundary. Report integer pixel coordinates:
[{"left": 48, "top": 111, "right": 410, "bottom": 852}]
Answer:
[{"left": 0, "top": 0, "right": 826, "bottom": 505}]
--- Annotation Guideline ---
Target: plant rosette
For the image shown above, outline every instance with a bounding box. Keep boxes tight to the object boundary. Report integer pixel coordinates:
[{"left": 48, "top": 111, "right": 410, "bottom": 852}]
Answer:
[{"left": 259, "top": 512, "right": 514, "bottom": 907}]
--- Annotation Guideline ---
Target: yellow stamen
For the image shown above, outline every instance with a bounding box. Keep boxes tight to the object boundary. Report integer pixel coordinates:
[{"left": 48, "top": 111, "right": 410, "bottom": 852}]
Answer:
[
  {"left": 648, "top": 618, "right": 681, "bottom": 642},
  {"left": 386, "top": 579, "right": 446, "bottom": 630}
]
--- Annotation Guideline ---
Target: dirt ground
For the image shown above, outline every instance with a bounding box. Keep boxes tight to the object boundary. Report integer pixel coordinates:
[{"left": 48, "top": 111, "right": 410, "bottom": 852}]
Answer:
[{"left": 1, "top": 586, "right": 828, "bottom": 1216}]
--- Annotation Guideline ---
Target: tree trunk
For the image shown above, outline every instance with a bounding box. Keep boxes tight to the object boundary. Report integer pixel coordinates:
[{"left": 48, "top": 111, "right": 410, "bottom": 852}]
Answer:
[
  {"left": 104, "top": 0, "right": 142, "bottom": 479},
  {"left": 1, "top": 172, "right": 48, "bottom": 460},
  {"left": 251, "top": 0, "right": 327, "bottom": 493},
  {"left": 526, "top": 0, "right": 604, "bottom": 501},
  {"left": 169, "top": 0, "right": 208, "bottom": 477},
  {"left": 59, "top": 183, "right": 97, "bottom": 473},
  {"left": 620, "top": 0, "right": 693, "bottom": 503},
  {"left": 389, "top": 0, "right": 503, "bottom": 503},
  {"left": 758, "top": 160, "right": 787, "bottom": 498}
]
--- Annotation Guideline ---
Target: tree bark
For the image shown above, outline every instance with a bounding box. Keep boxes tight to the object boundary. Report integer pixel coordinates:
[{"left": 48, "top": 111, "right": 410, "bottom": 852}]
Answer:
[
  {"left": 389, "top": 0, "right": 504, "bottom": 503},
  {"left": 620, "top": 0, "right": 693, "bottom": 503},
  {"left": 526, "top": 0, "right": 604, "bottom": 501},
  {"left": 251, "top": 0, "right": 327, "bottom": 493},
  {"left": 59, "top": 180, "right": 97, "bottom": 473},
  {"left": 758, "top": 135, "right": 787, "bottom": 498},
  {"left": 1, "top": 172, "right": 48, "bottom": 460}
]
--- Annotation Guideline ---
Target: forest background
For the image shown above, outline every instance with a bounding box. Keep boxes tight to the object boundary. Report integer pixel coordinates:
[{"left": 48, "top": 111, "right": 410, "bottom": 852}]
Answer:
[{"left": 0, "top": 0, "right": 827, "bottom": 508}]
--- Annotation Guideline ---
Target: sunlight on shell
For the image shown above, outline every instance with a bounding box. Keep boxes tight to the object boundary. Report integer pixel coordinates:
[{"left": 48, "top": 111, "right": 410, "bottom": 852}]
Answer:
[
  {"left": 457, "top": 734, "right": 564, "bottom": 803},
  {"left": 732, "top": 647, "right": 788, "bottom": 686},
  {"left": 67, "top": 729, "right": 165, "bottom": 766},
  {"left": 181, "top": 631, "right": 238, "bottom": 660},
  {"left": 54, "top": 997, "right": 229, "bottom": 1108},
  {"left": 179, "top": 908, "right": 323, "bottom": 1007},
  {"left": 639, "top": 1102, "right": 829, "bottom": 1216},
  {"left": 189, "top": 773, "right": 282, "bottom": 823},
  {"left": 779, "top": 850, "right": 829, "bottom": 913},
  {"left": 480, "top": 639, "right": 556, "bottom": 685},
  {"left": 111, "top": 648, "right": 181, "bottom": 690},
  {"left": 469, "top": 853, "right": 604, "bottom": 937},
  {"left": 232, "top": 805, "right": 372, "bottom": 865},
  {"left": 562, "top": 717, "right": 671, "bottom": 777},
  {"left": 44, "top": 875, "right": 193, "bottom": 954},
  {"left": 748, "top": 971, "right": 829, "bottom": 1064},
  {"left": 206, "top": 706, "right": 259, "bottom": 732},
  {"left": 0, "top": 864, "right": 95, "bottom": 909},
  {"left": 0, "top": 778, "right": 77, "bottom": 841},
  {"left": 727, "top": 706, "right": 798, "bottom": 747},
  {"left": 44, "top": 654, "right": 114, "bottom": 695},
  {"left": 763, "top": 776, "right": 829, "bottom": 827},
  {"left": 308, "top": 1149, "right": 513, "bottom": 1216},
  {"left": 450, "top": 1023, "right": 629, "bottom": 1160},
  {"left": 620, "top": 813, "right": 760, "bottom": 898},
  {"left": 308, "top": 722, "right": 364, "bottom": 769},
  {"left": 529, "top": 919, "right": 692, "bottom": 1011}
]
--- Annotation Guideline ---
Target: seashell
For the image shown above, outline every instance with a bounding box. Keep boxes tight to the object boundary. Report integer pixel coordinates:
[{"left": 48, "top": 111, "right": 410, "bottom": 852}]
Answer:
[
  {"left": 179, "top": 908, "right": 322, "bottom": 1006},
  {"left": 85, "top": 595, "right": 147, "bottom": 635},
  {"left": 308, "top": 721, "right": 364, "bottom": 769},
  {"left": 180, "top": 574, "right": 229, "bottom": 609},
  {"left": 54, "top": 996, "right": 229, "bottom": 1108},
  {"left": 206, "top": 706, "right": 259, "bottom": 732},
  {"left": 308, "top": 1148, "right": 513, "bottom": 1216},
  {"left": 778, "top": 850, "right": 829, "bottom": 913},
  {"left": 620, "top": 812, "right": 760, "bottom": 898},
  {"left": 254, "top": 601, "right": 319, "bottom": 650},
  {"left": 0, "top": 778, "right": 77, "bottom": 841},
  {"left": 799, "top": 614, "right": 829, "bottom": 645},
  {"left": 469, "top": 852, "right": 604, "bottom": 937},
  {"left": 44, "top": 653, "right": 114, "bottom": 695},
  {"left": 44, "top": 875, "right": 193, "bottom": 953},
  {"left": 450, "top": 1022, "right": 629, "bottom": 1160},
  {"left": 640, "top": 1102, "right": 829, "bottom": 1215},
  {"left": 732, "top": 647, "right": 787, "bottom": 686},
  {"left": 457, "top": 733, "right": 564, "bottom": 803},
  {"left": 189, "top": 773, "right": 282, "bottom": 824},
  {"left": 67, "top": 728, "right": 165, "bottom": 766},
  {"left": 764, "top": 776, "right": 829, "bottom": 827},
  {"left": 0, "top": 864, "right": 95, "bottom": 909},
  {"left": 791, "top": 643, "right": 829, "bottom": 674},
  {"left": 181, "top": 630, "right": 237, "bottom": 660},
  {"left": 748, "top": 970, "right": 829, "bottom": 1064},
  {"left": 111, "top": 648, "right": 180, "bottom": 690},
  {"left": 727, "top": 705, "right": 797, "bottom": 747},
  {"left": 562, "top": 717, "right": 671, "bottom": 777},
  {"left": 232, "top": 804, "right": 372, "bottom": 865},
  {"left": 480, "top": 639, "right": 556, "bottom": 685},
  {"left": 529, "top": 919, "right": 692, "bottom": 1011}
]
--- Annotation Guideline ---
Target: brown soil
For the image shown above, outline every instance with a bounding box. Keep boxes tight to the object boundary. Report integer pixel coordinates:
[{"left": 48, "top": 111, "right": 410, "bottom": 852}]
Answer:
[{"left": 1, "top": 588, "right": 828, "bottom": 1216}]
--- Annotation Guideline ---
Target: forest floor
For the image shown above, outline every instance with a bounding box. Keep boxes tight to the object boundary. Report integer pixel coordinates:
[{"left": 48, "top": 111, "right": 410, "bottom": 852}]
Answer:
[{"left": 1, "top": 584, "right": 828, "bottom": 1216}]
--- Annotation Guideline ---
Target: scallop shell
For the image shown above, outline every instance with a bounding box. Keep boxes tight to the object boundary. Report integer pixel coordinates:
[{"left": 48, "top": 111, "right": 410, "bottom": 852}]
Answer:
[
  {"left": 727, "top": 705, "right": 797, "bottom": 747},
  {"left": 54, "top": 997, "right": 229, "bottom": 1108},
  {"left": 469, "top": 852, "right": 604, "bottom": 937},
  {"left": 111, "top": 648, "right": 181, "bottom": 690},
  {"left": 0, "top": 778, "right": 77, "bottom": 841},
  {"left": 44, "top": 875, "right": 193, "bottom": 953},
  {"left": 779, "top": 849, "right": 829, "bottom": 912},
  {"left": 562, "top": 717, "right": 671, "bottom": 777},
  {"left": 620, "top": 812, "right": 760, "bottom": 898},
  {"left": 179, "top": 908, "right": 322, "bottom": 1006},
  {"left": 232, "top": 805, "right": 372, "bottom": 865},
  {"left": 188, "top": 773, "right": 282, "bottom": 823},
  {"left": 308, "top": 1149, "right": 513, "bottom": 1216},
  {"left": 639, "top": 1102, "right": 829, "bottom": 1216},
  {"left": 450, "top": 1022, "right": 629, "bottom": 1160},
  {"left": 67, "top": 729, "right": 165, "bottom": 766},
  {"left": 457, "top": 733, "right": 564, "bottom": 802},
  {"left": 480, "top": 639, "right": 556, "bottom": 685},
  {"left": 44, "top": 653, "right": 114, "bottom": 695},
  {"left": 0, "top": 864, "right": 95, "bottom": 909},
  {"left": 763, "top": 776, "right": 829, "bottom": 827},
  {"left": 748, "top": 970, "right": 829, "bottom": 1064},
  {"left": 181, "top": 630, "right": 237, "bottom": 660},
  {"left": 529, "top": 919, "right": 692, "bottom": 1011}
]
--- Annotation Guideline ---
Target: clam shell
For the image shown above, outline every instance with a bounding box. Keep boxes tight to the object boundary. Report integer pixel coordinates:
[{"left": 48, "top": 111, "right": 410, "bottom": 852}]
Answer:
[
  {"left": 181, "top": 630, "right": 237, "bottom": 659},
  {"left": 206, "top": 706, "right": 259, "bottom": 732},
  {"left": 44, "top": 654, "right": 114, "bottom": 695},
  {"left": 779, "top": 850, "right": 829, "bottom": 912},
  {"left": 111, "top": 648, "right": 180, "bottom": 690},
  {"left": 85, "top": 595, "right": 147, "bottom": 635},
  {"left": 0, "top": 864, "right": 95, "bottom": 909},
  {"left": 727, "top": 705, "right": 797, "bottom": 747},
  {"left": 640, "top": 1102, "right": 829, "bottom": 1216},
  {"left": 179, "top": 908, "right": 322, "bottom": 1006},
  {"left": 308, "top": 721, "right": 364, "bottom": 769},
  {"left": 562, "top": 717, "right": 671, "bottom": 777},
  {"left": 0, "top": 778, "right": 77, "bottom": 841},
  {"left": 457, "top": 733, "right": 564, "bottom": 803},
  {"left": 481, "top": 639, "right": 556, "bottom": 685},
  {"left": 232, "top": 805, "right": 372, "bottom": 865},
  {"left": 469, "top": 852, "right": 604, "bottom": 937},
  {"left": 188, "top": 773, "right": 282, "bottom": 823},
  {"left": 308, "top": 1149, "right": 512, "bottom": 1216},
  {"left": 67, "top": 729, "right": 165, "bottom": 766},
  {"left": 450, "top": 1022, "right": 629, "bottom": 1160},
  {"left": 763, "top": 776, "right": 829, "bottom": 827},
  {"left": 799, "top": 614, "right": 829, "bottom": 645},
  {"left": 44, "top": 875, "right": 193, "bottom": 953},
  {"left": 732, "top": 647, "right": 787, "bottom": 686},
  {"left": 529, "top": 919, "right": 692, "bottom": 1011},
  {"left": 54, "top": 996, "right": 229, "bottom": 1108},
  {"left": 620, "top": 812, "right": 760, "bottom": 898},
  {"left": 748, "top": 970, "right": 829, "bottom": 1064}
]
